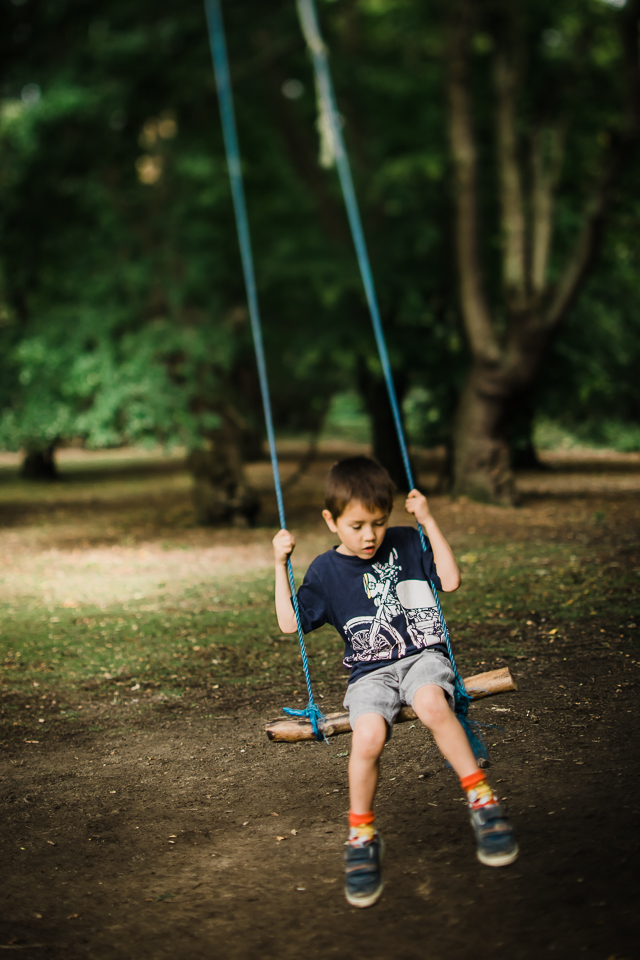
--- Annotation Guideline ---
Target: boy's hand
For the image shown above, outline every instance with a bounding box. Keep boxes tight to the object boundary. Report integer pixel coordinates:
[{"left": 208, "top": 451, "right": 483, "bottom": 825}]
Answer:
[
  {"left": 272, "top": 528, "right": 295, "bottom": 564},
  {"left": 405, "top": 489, "right": 432, "bottom": 526}
]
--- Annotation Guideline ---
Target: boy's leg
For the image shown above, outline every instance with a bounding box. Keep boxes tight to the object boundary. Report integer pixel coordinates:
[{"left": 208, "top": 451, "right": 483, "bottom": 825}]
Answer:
[
  {"left": 412, "top": 683, "right": 519, "bottom": 867},
  {"left": 343, "top": 712, "right": 386, "bottom": 908},
  {"left": 412, "top": 683, "right": 477, "bottom": 777},
  {"left": 349, "top": 713, "right": 388, "bottom": 815}
]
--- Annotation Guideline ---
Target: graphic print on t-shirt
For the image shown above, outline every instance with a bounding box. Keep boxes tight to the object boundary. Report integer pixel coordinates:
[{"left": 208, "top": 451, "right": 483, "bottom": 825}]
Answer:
[{"left": 342, "top": 548, "right": 443, "bottom": 666}]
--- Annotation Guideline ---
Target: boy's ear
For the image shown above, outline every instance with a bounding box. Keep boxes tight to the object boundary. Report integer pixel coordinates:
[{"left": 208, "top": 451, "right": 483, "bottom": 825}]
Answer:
[{"left": 322, "top": 508, "right": 338, "bottom": 533}]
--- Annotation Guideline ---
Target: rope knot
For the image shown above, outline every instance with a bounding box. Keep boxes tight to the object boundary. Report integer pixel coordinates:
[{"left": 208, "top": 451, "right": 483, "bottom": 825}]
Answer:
[{"left": 283, "top": 701, "right": 327, "bottom": 742}]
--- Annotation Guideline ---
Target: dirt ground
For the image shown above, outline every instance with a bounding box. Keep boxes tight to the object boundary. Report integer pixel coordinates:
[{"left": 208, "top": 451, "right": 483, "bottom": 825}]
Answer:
[{"left": 1, "top": 447, "right": 640, "bottom": 960}]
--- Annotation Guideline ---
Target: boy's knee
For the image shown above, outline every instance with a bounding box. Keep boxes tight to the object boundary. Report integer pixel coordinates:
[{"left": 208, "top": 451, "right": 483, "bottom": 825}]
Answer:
[
  {"left": 351, "top": 714, "right": 387, "bottom": 759},
  {"left": 413, "top": 684, "right": 451, "bottom": 728}
]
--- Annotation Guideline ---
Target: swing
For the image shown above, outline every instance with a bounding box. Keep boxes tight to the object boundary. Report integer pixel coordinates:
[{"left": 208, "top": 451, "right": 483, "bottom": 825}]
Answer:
[{"left": 204, "top": 0, "right": 517, "bottom": 749}]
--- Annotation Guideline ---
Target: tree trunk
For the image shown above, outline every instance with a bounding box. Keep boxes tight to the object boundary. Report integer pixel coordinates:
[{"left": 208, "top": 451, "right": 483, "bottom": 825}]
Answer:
[
  {"left": 446, "top": 0, "right": 640, "bottom": 503},
  {"left": 451, "top": 371, "right": 514, "bottom": 503},
  {"left": 509, "top": 397, "right": 549, "bottom": 471},
  {"left": 21, "top": 446, "right": 58, "bottom": 481},
  {"left": 357, "top": 359, "right": 410, "bottom": 490},
  {"left": 188, "top": 415, "right": 260, "bottom": 527}
]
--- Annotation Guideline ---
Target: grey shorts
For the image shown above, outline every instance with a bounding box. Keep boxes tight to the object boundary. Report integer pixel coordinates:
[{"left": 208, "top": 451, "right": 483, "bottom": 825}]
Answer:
[{"left": 343, "top": 649, "right": 455, "bottom": 730}]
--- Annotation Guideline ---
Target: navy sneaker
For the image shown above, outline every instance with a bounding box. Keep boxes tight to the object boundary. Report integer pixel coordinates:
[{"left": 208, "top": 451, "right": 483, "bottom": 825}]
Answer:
[
  {"left": 343, "top": 833, "right": 384, "bottom": 908},
  {"left": 470, "top": 800, "right": 519, "bottom": 867}
]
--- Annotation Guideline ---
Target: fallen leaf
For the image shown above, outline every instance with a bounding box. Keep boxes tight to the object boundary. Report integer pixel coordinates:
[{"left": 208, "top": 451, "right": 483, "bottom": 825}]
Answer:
[
  {"left": 168, "top": 835, "right": 177, "bottom": 838},
  {"left": 46, "top": 840, "right": 56, "bottom": 846},
  {"left": 290, "top": 829, "right": 297, "bottom": 836},
  {"left": 276, "top": 836, "right": 287, "bottom": 842},
  {"left": 67, "top": 914, "right": 79, "bottom": 919},
  {"left": 271, "top": 812, "right": 279, "bottom": 817}
]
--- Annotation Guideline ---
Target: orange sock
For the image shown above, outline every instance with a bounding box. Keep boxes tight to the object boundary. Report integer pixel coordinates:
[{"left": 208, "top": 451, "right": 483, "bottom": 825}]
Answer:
[
  {"left": 460, "top": 771, "right": 496, "bottom": 808},
  {"left": 348, "top": 810, "right": 376, "bottom": 845},
  {"left": 349, "top": 811, "right": 375, "bottom": 828}
]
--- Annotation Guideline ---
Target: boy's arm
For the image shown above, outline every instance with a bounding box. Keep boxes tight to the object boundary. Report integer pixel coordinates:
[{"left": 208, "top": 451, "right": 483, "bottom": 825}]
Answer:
[
  {"left": 272, "top": 529, "right": 299, "bottom": 633},
  {"left": 405, "top": 490, "right": 461, "bottom": 592}
]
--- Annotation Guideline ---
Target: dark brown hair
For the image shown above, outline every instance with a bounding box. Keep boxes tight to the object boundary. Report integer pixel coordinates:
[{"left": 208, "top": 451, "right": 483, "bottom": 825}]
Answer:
[{"left": 324, "top": 456, "right": 396, "bottom": 520}]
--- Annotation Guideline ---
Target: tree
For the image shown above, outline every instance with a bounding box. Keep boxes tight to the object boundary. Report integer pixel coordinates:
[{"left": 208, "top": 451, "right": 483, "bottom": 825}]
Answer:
[
  {"left": 446, "top": 0, "right": 640, "bottom": 501},
  {"left": 535, "top": 179, "right": 640, "bottom": 449},
  {"left": 0, "top": 0, "right": 348, "bottom": 515},
  {"left": 3, "top": 0, "right": 639, "bottom": 512}
]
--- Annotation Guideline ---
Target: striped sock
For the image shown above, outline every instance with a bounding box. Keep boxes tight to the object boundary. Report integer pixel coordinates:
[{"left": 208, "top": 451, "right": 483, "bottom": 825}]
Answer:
[
  {"left": 460, "top": 771, "right": 497, "bottom": 809},
  {"left": 348, "top": 810, "right": 376, "bottom": 846}
]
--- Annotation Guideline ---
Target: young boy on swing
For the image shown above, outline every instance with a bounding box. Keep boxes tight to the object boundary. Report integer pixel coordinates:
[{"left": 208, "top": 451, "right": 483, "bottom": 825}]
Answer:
[{"left": 272, "top": 456, "right": 518, "bottom": 908}]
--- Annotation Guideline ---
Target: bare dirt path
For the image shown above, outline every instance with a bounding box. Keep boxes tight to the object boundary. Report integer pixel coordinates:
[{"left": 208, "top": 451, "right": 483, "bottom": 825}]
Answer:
[
  {"left": 3, "top": 643, "right": 640, "bottom": 960},
  {"left": 1, "top": 449, "right": 639, "bottom": 959}
]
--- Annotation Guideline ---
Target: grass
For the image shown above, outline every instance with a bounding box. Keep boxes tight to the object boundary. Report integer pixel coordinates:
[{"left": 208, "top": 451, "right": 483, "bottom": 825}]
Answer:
[
  {"left": 2, "top": 532, "right": 638, "bottom": 715},
  {"left": 0, "top": 576, "right": 344, "bottom": 710},
  {"left": 1, "top": 447, "right": 639, "bottom": 726}
]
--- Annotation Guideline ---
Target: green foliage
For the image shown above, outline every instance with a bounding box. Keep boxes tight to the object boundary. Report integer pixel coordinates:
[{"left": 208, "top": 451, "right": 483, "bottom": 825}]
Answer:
[
  {"left": 320, "top": 390, "right": 371, "bottom": 444},
  {"left": 0, "top": 316, "right": 233, "bottom": 451},
  {"left": 536, "top": 189, "right": 640, "bottom": 450},
  {"left": 0, "top": 0, "right": 639, "bottom": 461}
]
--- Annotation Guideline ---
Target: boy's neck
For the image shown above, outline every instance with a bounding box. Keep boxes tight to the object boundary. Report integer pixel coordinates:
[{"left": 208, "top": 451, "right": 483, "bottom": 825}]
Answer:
[{"left": 336, "top": 543, "right": 358, "bottom": 556}]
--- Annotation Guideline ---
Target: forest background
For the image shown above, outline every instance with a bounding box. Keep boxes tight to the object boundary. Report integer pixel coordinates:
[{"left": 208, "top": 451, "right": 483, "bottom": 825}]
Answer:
[{"left": 1, "top": 0, "right": 640, "bottom": 514}]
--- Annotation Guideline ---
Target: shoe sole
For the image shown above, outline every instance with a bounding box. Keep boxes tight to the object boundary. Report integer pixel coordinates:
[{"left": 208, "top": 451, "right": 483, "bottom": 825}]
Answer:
[{"left": 477, "top": 843, "right": 519, "bottom": 867}]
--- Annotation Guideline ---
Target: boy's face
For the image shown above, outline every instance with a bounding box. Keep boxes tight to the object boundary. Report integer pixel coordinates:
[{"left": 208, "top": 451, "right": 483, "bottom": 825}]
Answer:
[{"left": 322, "top": 499, "right": 389, "bottom": 559}]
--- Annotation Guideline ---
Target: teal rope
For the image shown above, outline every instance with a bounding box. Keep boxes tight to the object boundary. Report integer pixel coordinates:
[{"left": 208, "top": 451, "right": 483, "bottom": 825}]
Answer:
[
  {"left": 297, "top": 0, "right": 485, "bottom": 759},
  {"left": 204, "top": 0, "right": 325, "bottom": 741}
]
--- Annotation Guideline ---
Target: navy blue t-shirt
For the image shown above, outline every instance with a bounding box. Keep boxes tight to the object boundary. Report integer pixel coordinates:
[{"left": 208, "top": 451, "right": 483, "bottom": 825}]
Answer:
[{"left": 295, "top": 525, "right": 446, "bottom": 686}]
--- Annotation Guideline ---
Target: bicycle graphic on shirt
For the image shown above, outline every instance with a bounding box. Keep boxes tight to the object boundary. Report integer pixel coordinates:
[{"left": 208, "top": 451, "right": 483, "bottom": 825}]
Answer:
[{"left": 343, "top": 547, "right": 444, "bottom": 666}]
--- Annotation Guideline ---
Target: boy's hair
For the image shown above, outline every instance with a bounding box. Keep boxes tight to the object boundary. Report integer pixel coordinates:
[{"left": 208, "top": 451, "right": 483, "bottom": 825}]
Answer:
[{"left": 325, "top": 456, "right": 396, "bottom": 520}]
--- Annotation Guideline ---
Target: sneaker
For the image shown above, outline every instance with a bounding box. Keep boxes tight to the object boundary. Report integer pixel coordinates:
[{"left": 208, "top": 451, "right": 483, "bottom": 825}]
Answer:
[
  {"left": 343, "top": 833, "right": 384, "bottom": 908},
  {"left": 470, "top": 801, "right": 519, "bottom": 867}
]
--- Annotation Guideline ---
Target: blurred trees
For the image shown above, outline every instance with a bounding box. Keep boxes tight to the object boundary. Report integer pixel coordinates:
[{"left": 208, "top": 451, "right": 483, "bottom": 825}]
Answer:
[
  {"left": 1, "top": 0, "right": 639, "bottom": 510},
  {"left": 0, "top": 0, "right": 343, "bottom": 517},
  {"left": 446, "top": 0, "right": 640, "bottom": 501},
  {"left": 0, "top": 0, "right": 458, "bottom": 499}
]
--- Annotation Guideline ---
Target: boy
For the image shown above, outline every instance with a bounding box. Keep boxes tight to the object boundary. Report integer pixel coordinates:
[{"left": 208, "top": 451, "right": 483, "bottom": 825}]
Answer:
[{"left": 272, "top": 456, "right": 518, "bottom": 908}]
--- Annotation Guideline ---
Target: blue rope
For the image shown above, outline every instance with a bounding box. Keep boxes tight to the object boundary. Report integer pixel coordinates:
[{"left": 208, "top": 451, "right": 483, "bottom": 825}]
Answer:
[
  {"left": 204, "top": 0, "right": 325, "bottom": 741},
  {"left": 297, "top": 0, "right": 485, "bottom": 759}
]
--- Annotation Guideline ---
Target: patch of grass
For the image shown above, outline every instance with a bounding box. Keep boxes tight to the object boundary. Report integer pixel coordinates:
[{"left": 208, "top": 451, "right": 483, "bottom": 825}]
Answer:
[
  {"left": 1, "top": 531, "right": 638, "bottom": 706},
  {"left": 440, "top": 538, "right": 640, "bottom": 663},
  {"left": 0, "top": 575, "right": 344, "bottom": 701},
  {"left": 442, "top": 539, "right": 639, "bottom": 624}
]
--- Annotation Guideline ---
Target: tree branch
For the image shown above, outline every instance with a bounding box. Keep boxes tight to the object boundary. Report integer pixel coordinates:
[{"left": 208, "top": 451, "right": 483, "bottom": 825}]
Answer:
[
  {"left": 447, "top": 3, "right": 501, "bottom": 365},
  {"left": 544, "top": 0, "right": 640, "bottom": 330},
  {"left": 530, "top": 123, "right": 565, "bottom": 296},
  {"left": 493, "top": 47, "right": 527, "bottom": 308}
]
